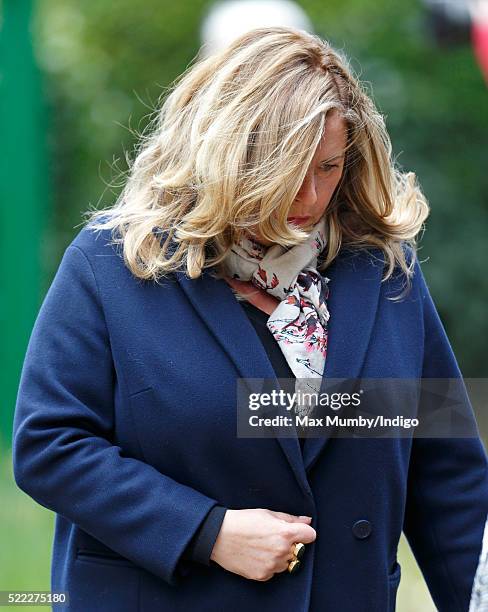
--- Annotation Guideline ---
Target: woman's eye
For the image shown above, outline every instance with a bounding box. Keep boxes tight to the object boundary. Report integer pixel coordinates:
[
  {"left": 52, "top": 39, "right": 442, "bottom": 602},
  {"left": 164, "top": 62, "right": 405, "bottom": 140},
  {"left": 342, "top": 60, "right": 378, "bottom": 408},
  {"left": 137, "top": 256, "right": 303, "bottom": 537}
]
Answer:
[{"left": 320, "top": 164, "right": 338, "bottom": 172}]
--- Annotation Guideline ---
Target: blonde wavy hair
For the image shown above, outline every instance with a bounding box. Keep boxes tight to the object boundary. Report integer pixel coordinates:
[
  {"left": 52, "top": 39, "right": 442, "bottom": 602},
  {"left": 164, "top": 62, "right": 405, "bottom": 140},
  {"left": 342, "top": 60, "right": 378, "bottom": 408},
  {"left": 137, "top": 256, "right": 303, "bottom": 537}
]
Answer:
[{"left": 83, "top": 26, "right": 429, "bottom": 294}]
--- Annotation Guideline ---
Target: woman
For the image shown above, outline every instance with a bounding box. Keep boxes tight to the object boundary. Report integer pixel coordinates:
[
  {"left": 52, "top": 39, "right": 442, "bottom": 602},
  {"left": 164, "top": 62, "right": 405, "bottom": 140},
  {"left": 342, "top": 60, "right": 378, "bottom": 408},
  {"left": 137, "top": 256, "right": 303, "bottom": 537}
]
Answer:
[
  {"left": 12, "top": 26, "right": 488, "bottom": 612},
  {"left": 470, "top": 514, "right": 488, "bottom": 611}
]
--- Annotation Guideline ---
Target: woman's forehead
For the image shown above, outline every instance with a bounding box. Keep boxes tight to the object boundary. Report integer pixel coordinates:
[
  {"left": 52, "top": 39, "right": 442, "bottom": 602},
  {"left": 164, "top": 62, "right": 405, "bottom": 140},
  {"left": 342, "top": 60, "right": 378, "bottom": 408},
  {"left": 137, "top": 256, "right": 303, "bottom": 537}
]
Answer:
[{"left": 315, "top": 112, "right": 348, "bottom": 160}]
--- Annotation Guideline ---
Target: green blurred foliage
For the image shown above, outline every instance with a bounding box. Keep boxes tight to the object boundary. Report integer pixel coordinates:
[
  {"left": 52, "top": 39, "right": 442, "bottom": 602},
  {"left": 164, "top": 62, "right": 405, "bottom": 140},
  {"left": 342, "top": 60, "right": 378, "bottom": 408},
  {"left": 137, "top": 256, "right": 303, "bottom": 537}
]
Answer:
[{"left": 33, "top": 0, "right": 487, "bottom": 375}]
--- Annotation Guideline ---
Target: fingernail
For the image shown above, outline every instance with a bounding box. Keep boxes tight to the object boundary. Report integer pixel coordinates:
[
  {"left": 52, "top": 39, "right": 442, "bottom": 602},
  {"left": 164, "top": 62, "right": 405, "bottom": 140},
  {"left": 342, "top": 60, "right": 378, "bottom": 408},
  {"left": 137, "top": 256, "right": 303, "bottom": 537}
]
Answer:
[{"left": 299, "top": 515, "right": 312, "bottom": 520}]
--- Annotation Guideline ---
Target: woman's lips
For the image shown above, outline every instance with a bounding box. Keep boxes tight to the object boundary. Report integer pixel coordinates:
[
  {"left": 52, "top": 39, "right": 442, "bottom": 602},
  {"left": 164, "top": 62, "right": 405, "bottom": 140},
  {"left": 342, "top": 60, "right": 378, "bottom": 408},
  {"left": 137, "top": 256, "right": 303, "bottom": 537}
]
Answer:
[{"left": 288, "top": 216, "right": 312, "bottom": 226}]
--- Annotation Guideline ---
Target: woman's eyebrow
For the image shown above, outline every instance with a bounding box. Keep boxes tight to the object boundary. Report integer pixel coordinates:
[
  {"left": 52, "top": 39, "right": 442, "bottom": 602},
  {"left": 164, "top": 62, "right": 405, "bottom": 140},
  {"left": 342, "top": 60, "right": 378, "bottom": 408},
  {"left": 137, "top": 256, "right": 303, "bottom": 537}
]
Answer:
[{"left": 319, "top": 154, "right": 345, "bottom": 163}]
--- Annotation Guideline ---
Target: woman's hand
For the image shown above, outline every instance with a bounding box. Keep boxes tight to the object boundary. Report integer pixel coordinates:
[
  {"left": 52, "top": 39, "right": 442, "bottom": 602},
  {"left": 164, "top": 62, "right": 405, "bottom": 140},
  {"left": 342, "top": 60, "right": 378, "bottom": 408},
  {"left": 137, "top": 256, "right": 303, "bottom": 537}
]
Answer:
[{"left": 209, "top": 508, "right": 316, "bottom": 581}]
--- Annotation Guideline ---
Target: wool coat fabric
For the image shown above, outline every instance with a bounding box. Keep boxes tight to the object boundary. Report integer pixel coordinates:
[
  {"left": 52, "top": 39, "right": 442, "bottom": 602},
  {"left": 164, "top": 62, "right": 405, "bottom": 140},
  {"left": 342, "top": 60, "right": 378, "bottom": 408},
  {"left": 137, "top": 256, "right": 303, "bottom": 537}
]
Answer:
[{"left": 12, "top": 224, "right": 488, "bottom": 611}]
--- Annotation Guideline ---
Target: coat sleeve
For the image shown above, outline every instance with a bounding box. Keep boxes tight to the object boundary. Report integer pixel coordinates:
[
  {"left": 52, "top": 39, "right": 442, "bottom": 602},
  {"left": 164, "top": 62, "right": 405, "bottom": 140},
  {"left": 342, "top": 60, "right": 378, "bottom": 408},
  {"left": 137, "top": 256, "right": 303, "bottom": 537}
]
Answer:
[
  {"left": 12, "top": 244, "right": 221, "bottom": 586},
  {"left": 182, "top": 505, "right": 228, "bottom": 565},
  {"left": 403, "top": 257, "right": 488, "bottom": 611}
]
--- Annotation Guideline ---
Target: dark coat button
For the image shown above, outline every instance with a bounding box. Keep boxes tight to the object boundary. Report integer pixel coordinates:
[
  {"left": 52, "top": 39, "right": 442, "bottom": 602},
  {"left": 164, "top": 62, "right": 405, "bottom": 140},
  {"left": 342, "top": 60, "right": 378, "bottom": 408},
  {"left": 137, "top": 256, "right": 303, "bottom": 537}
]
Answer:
[{"left": 352, "top": 520, "right": 372, "bottom": 539}]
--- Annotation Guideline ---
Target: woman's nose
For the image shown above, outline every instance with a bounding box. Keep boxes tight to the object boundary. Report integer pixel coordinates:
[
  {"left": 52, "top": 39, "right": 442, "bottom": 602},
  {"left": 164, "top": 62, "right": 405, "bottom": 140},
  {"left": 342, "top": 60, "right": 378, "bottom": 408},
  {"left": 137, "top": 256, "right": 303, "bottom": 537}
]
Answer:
[{"left": 295, "top": 172, "right": 317, "bottom": 208}]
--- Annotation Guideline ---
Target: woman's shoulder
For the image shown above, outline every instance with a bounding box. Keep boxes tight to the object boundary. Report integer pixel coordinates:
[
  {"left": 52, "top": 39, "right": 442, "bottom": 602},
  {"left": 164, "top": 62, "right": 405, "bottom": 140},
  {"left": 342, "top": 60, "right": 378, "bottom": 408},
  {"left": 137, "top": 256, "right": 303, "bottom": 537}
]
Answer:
[
  {"left": 69, "top": 220, "right": 121, "bottom": 262},
  {"left": 329, "top": 241, "right": 425, "bottom": 304},
  {"left": 67, "top": 220, "right": 180, "bottom": 292},
  {"left": 59, "top": 221, "right": 139, "bottom": 293}
]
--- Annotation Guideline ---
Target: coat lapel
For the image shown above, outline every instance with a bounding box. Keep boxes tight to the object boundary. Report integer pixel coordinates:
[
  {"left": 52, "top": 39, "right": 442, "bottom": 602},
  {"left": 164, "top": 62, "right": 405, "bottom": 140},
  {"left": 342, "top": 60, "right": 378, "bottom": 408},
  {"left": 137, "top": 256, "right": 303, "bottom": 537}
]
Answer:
[
  {"left": 301, "top": 248, "right": 384, "bottom": 471},
  {"left": 176, "top": 267, "right": 312, "bottom": 497},
  {"left": 176, "top": 247, "right": 384, "bottom": 489}
]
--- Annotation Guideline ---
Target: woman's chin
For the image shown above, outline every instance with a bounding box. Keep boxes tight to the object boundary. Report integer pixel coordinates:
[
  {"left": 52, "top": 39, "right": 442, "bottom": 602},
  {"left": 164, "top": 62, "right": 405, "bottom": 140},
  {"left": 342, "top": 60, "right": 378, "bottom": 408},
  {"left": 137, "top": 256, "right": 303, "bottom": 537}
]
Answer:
[{"left": 289, "top": 221, "right": 314, "bottom": 232}]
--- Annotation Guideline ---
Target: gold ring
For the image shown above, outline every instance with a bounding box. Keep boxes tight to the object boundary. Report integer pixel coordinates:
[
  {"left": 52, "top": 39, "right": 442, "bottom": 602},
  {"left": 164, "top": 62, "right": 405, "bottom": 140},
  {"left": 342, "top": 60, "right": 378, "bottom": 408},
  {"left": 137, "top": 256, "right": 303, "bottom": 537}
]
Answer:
[
  {"left": 287, "top": 542, "right": 306, "bottom": 574},
  {"left": 292, "top": 542, "right": 306, "bottom": 560}
]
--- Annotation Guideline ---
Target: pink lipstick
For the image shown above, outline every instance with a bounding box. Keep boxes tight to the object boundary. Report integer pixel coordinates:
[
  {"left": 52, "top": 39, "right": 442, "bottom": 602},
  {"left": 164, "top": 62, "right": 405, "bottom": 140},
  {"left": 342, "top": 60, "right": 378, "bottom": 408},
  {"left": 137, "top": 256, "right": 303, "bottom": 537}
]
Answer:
[{"left": 287, "top": 216, "right": 312, "bottom": 226}]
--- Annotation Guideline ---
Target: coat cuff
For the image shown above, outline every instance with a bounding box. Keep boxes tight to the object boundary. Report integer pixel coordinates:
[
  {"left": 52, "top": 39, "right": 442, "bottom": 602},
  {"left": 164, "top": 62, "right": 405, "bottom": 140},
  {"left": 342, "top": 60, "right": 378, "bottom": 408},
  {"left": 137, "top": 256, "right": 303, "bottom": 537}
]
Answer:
[{"left": 181, "top": 505, "right": 227, "bottom": 565}]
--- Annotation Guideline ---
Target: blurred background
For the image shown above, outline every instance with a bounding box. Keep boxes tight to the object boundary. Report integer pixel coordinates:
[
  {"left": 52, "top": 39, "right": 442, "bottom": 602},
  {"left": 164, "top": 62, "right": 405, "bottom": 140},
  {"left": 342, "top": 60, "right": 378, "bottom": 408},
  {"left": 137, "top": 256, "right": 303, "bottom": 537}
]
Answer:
[{"left": 1, "top": 0, "right": 487, "bottom": 610}]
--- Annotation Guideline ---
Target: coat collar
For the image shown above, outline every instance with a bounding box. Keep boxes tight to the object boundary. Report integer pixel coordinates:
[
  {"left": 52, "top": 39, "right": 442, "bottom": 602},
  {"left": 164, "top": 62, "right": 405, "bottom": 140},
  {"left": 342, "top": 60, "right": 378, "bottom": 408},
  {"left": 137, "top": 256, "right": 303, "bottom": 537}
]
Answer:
[{"left": 175, "top": 247, "right": 384, "bottom": 494}]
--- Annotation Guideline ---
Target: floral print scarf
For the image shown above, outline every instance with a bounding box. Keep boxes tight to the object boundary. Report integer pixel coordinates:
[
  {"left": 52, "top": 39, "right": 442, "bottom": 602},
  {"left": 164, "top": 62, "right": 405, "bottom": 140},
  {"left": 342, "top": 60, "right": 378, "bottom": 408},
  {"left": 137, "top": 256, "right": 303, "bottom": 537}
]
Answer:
[{"left": 223, "top": 217, "right": 330, "bottom": 418}]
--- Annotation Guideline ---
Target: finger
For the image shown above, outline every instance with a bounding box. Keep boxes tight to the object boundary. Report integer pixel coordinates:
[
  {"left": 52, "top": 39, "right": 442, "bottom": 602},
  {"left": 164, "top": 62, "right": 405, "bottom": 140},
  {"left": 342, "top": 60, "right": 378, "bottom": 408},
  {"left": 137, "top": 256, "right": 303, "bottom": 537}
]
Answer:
[
  {"left": 277, "top": 559, "right": 292, "bottom": 572},
  {"left": 271, "top": 511, "right": 312, "bottom": 523},
  {"left": 288, "top": 523, "right": 317, "bottom": 544},
  {"left": 269, "top": 511, "right": 298, "bottom": 522},
  {"left": 256, "top": 573, "right": 274, "bottom": 582}
]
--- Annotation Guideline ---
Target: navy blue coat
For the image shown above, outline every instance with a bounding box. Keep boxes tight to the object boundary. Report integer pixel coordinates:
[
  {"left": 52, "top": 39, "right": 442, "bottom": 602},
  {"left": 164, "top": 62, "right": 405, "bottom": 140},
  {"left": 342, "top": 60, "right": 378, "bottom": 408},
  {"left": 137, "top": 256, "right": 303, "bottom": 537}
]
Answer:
[{"left": 12, "top": 225, "right": 488, "bottom": 611}]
